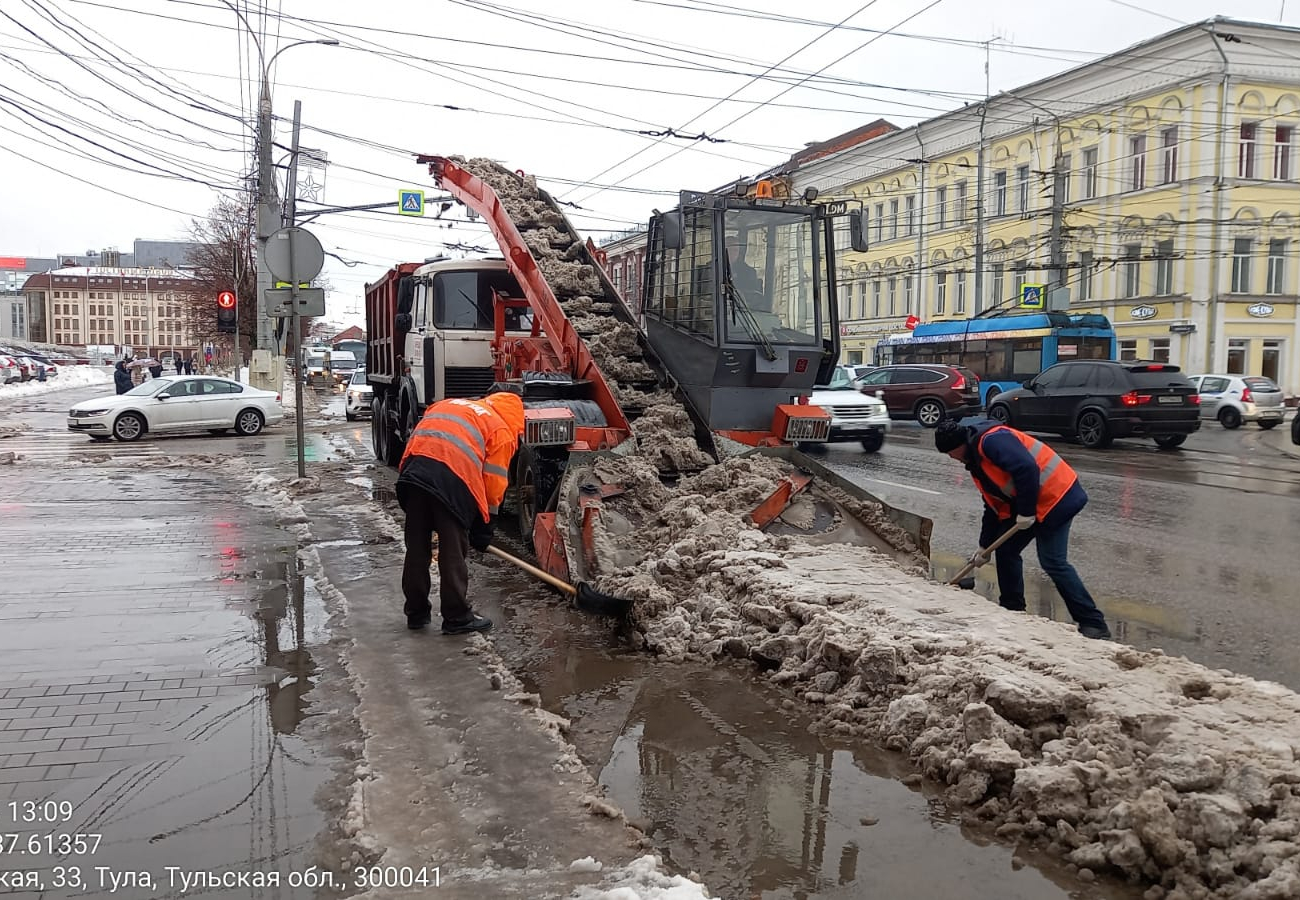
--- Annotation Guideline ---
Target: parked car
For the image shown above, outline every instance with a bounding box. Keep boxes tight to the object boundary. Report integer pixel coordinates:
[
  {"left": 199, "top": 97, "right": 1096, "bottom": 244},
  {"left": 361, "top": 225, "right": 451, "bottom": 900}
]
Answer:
[
  {"left": 806, "top": 365, "right": 891, "bottom": 452},
  {"left": 1292, "top": 408, "right": 1300, "bottom": 446},
  {"left": 0, "top": 355, "right": 18, "bottom": 384},
  {"left": 1188, "top": 374, "right": 1285, "bottom": 429},
  {"left": 853, "top": 364, "right": 981, "bottom": 427},
  {"left": 345, "top": 369, "right": 372, "bottom": 421},
  {"left": 843, "top": 363, "right": 877, "bottom": 381},
  {"left": 68, "top": 376, "right": 283, "bottom": 442},
  {"left": 986, "top": 360, "right": 1200, "bottom": 450}
]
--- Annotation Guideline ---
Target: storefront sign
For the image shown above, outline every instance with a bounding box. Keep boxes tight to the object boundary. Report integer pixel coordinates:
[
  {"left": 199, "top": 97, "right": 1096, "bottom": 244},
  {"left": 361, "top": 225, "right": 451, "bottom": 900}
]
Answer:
[
  {"left": 1058, "top": 344, "right": 1078, "bottom": 356},
  {"left": 1129, "top": 305, "right": 1157, "bottom": 320},
  {"left": 1247, "top": 302, "right": 1275, "bottom": 318},
  {"left": 1169, "top": 323, "right": 1196, "bottom": 334}
]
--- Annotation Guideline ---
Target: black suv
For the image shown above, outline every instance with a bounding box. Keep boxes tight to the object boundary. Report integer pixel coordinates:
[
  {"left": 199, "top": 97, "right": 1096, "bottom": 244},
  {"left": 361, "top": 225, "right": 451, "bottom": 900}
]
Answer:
[{"left": 987, "top": 360, "right": 1201, "bottom": 450}]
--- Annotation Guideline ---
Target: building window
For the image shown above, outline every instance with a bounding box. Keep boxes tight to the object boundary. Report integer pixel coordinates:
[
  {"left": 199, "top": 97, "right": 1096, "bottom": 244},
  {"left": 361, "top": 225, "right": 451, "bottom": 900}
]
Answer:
[
  {"left": 1240, "top": 122, "right": 1258, "bottom": 178},
  {"left": 955, "top": 271, "right": 967, "bottom": 313},
  {"left": 1082, "top": 147, "right": 1098, "bottom": 199},
  {"left": 1119, "top": 338, "right": 1138, "bottom": 361},
  {"left": 1161, "top": 127, "right": 1178, "bottom": 184},
  {"left": 1267, "top": 239, "right": 1287, "bottom": 294},
  {"left": 904, "top": 273, "right": 914, "bottom": 313},
  {"left": 1231, "top": 238, "right": 1253, "bottom": 293},
  {"left": 905, "top": 195, "right": 917, "bottom": 236},
  {"left": 1059, "top": 153, "right": 1071, "bottom": 203},
  {"left": 1129, "top": 135, "right": 1147, "bottom": 191},
  {"left": 1262, "top": 340, "right": 1281, "bottom": 382},
  {"left": 1150, "top": 338, "right": 1170, "bottom": 364},
  {"left": 1275, "top": 126, "right": 1293, "bottom": 180},
  {"left": 1227, "top": 338, "right": 1248, "bottom": 374},
  {"left": 1078, "top": 251, "right": 1093, "bottom": 301},
  {"left": 992, "top": 171, "right": 1007, "bottom": 217},
  {"left": 872, "top": 279, "right": 882, "bottom": 318},
  {"left": 935, "top": 272, "right": 947, "bottom": 315},
  {"left": 888, "top": 199, "right": 899, "bottom": 240},
  {"left": 1123, "top": 243, "right": 1142, "bottom": 298},
  {"left": 1155, "top": 240, "right": 1174, "bottom": 295},
  {"left": 990, "top": 263, "right": 1004, "bottom": 306},
  {"left": 887, "top": 277, "right": 897, "bottom": 316},
  {"left": 838, "top": 282, "right": 850, "bottom": 318},
  {"left": 935, "top": 187, "right": 947, "bottom": 230},
  {"left": 1016, "top": 165, "right": 1031, "bottom": 215},
  {"left": 1013, "top": 265, "right": 1028, "bottom": 300},
  {"left": 955, "top": 181, "right": 967, "bottom": 224},
  {"left": 874, "top": 204, "right": 885, "bottom": 243}
]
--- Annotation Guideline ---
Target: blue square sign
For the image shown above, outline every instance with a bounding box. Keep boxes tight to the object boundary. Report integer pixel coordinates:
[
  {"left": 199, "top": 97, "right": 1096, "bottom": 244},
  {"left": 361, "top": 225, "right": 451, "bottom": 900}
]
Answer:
[
  {"left": 1020, "top": 283, "right": 1045, "bottom": 309},
  {"left": 399, "top": 189, "right": 425, "bottom": 217}
]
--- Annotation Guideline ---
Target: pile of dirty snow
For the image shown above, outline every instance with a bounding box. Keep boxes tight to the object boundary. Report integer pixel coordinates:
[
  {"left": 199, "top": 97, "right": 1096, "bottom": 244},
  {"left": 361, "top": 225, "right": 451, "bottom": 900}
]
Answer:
[
  {"left": 0, "top": 364, "right": 114, "bottom": 400},
  {"left": 571, "top": 855, "right": 711, "bottom": 899}
]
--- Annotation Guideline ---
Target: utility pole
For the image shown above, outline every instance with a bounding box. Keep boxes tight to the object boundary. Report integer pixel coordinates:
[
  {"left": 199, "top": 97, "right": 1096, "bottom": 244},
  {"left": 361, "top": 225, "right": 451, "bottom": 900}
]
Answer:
[
  {"left": 253, "top": 81, "right": 277, "bottom": 390},
  {"left": 1047, "top": 149, "right": 1067, "bottom": 310},
  {"left": 973, "top": 106, "right": 987, "bottom": 315},
  {"left": 287, "top": 100, "right": 307, "bottom": 479}
]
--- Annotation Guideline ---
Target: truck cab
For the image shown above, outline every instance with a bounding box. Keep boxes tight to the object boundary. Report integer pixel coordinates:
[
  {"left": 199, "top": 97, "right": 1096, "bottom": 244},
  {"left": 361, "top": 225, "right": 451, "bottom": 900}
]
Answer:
[{"left": 366, "top": 257, "right": 533, "bottom": 461}]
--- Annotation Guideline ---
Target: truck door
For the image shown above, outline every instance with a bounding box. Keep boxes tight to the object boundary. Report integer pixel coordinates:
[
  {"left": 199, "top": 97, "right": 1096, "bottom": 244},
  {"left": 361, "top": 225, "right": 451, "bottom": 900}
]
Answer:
[{"left": 406, "top": 280, "right": 433, "bottom": 406}]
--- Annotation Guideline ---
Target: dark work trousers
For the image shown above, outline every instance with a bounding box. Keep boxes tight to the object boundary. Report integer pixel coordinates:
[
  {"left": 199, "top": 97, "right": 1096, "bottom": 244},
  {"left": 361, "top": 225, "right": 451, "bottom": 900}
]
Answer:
[
  {"left": 992, "top": 515, "right": 1108, "bottom": 631},
  {"left": 401, "top": 487, "right": 472, "bottom": 625}
]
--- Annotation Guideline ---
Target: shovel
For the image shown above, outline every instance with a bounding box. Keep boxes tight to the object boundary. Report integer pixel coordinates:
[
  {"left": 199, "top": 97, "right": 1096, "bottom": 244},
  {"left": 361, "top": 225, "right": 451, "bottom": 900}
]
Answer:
[
  {"left": 486, "top": 545, "right": 632, "bottom": 617},
  {"left": 946, "top": 521, "right": 1028, "bottom": 589}
]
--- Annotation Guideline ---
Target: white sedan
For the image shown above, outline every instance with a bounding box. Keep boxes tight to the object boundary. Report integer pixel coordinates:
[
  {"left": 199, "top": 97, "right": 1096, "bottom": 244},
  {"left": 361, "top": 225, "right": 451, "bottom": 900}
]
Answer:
[{"left": 68, "top": 376, "right": 283, "bottom": 442}]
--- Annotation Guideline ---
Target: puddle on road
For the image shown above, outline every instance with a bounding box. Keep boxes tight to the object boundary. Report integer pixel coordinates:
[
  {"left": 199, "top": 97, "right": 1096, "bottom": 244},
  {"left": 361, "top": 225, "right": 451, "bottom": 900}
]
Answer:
[{"left": 484, "top": 563, "right": 1140, "bottom": 900}]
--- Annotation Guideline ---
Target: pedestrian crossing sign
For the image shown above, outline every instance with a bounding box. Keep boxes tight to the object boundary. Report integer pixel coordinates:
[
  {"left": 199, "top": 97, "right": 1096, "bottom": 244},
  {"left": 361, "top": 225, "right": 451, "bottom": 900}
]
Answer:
[
  {"left": 1020, "top": 283, "right": 1046, "bottom": 309},
  {"left": 399, "top": 189, "right": 425, "bottom": 216}
]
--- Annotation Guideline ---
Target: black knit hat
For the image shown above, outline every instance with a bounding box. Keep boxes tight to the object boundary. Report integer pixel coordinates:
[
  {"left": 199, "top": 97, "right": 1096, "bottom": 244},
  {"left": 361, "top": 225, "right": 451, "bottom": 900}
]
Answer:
[{"left": 934, "top": 419, "right": 966, "bottom": 453}]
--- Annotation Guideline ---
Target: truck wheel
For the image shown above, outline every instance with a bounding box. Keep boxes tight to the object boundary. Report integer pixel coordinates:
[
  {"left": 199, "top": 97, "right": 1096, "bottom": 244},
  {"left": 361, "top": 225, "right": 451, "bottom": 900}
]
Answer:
[
  {"left": 371, "top": 397, "right": 387, "bottom": 463},
  {"left": 515, "top": 445, "right": 541, "bottom": 549},
  {"left": 861, "top": 433, "right": 884, "bottom": 453}
]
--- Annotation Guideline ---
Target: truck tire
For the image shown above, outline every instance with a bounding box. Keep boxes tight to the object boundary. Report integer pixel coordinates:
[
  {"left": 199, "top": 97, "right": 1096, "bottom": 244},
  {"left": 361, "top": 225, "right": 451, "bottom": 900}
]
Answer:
[{"left": 371, "top": 396, "right": 387, "bottom": 463}]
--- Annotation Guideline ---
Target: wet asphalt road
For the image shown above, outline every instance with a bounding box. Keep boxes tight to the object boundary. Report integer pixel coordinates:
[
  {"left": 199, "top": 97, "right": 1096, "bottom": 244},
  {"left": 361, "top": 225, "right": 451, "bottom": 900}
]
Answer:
[{"left": 816, "top": 418, "right": 1300, "bottom": 689}]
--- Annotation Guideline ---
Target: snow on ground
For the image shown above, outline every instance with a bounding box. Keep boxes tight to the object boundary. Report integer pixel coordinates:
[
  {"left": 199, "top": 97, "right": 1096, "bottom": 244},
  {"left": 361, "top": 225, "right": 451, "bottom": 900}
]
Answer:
[
  {"left": 0, "top": 364, "right": 114, "bottom": 400},
  {"left": 585, "top": 454, "right": 1300, "bottom": 900},
  {"left": 570, "top": 856, "right": 711, "bottom": 899}
]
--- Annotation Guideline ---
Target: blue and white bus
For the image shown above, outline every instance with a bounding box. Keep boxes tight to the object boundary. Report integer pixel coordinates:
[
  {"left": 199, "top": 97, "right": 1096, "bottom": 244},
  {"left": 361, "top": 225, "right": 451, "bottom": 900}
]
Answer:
[{"left": 875, "top": 312, "right": 1117, "bottom": 405}]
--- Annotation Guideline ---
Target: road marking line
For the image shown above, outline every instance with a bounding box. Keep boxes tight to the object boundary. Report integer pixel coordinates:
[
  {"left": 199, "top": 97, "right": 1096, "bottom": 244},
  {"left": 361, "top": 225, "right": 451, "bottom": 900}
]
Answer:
[{"left": 864, "top": 477, "right": 942, "bottom": 495}]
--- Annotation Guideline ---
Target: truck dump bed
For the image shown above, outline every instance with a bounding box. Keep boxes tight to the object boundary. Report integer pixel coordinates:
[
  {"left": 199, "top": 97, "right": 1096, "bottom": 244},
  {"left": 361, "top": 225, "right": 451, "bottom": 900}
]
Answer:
[{"left": 363, "top": 262, "right": 420, "bottom": 388}]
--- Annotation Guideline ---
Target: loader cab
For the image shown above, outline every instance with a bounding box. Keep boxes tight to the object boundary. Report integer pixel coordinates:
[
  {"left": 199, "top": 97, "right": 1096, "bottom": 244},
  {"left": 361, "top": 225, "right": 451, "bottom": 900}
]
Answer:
[
  {"left": 400, "top": 258, "right": 533, "bottom": 402},
  {"left": 642, "top": 192, "right": 848, "bottom": 432}
]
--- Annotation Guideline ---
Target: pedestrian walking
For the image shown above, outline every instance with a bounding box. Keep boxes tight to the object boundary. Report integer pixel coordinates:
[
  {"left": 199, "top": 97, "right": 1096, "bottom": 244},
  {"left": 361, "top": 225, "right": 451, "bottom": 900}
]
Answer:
[
  {"left": 395, "top": 391, "right": 525, "bottom": 635},
  {"left": 934, "top": 418, "right": 1111, "bottom": 640},
  {"left": 184, "top": 357, "right": 194, "bottom": 375},
  {"left": 113, "top": 361, "right": 133, "bottom": 395},
  {"left": 175, "top": 357, "right": 185, "bottom": 375},
  {"left": 149, "top": 360, "right": 163, "bottom": 380}
]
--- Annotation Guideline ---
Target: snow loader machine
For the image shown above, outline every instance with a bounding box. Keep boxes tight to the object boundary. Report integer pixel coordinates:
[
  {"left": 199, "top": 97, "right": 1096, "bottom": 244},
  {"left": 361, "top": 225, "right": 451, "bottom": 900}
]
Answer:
[{"left": 365, "top": 156, "right": 931, "bottom": 598}]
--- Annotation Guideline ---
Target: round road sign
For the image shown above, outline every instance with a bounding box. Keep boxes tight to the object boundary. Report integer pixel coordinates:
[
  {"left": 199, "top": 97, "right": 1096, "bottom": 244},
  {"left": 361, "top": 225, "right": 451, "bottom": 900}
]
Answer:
[
  {"left": 217, "top": 290, "right": 236, "bottom": 308},
  {"left": 265, "top": 226, "right": 325, "bottom": 284}
]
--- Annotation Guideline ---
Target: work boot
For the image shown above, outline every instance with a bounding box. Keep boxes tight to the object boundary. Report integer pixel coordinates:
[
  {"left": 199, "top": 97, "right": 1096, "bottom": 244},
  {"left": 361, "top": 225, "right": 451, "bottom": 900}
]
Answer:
[
  {"left": 407, "top": 612, "right": 431, "bottom": 631},
  {"left": 442, "top": 614, "right": 492, "bottom": 635},
  {"left": 1079, "top": 625, "right": 1112, "bottom": 640}
]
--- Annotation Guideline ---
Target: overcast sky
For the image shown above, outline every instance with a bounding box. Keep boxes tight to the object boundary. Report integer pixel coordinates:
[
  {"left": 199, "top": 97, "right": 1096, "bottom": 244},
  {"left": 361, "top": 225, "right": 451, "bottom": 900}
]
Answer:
[{"left": 2, "top": 0, "right": 1297, "bottom": 327}]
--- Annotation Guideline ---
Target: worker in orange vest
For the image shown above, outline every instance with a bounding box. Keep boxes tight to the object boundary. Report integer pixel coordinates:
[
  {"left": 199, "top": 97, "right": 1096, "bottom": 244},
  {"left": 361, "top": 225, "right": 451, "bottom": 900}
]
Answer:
[
  {"left": 934, "top": 418, "right": 1111, "bottom": 640},
  {"left": 396, "top": 391, "right": 525, "bottom": 634}
]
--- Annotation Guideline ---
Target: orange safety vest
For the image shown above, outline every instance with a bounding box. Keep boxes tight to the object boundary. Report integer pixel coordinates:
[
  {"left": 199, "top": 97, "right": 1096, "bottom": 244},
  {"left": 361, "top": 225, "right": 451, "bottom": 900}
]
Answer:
[
  {"left": 971, "top": 424, "right": 1077, "bottom": 521},
  {"left": 399, "top": 397, "right": 521, "bottom": 519}
]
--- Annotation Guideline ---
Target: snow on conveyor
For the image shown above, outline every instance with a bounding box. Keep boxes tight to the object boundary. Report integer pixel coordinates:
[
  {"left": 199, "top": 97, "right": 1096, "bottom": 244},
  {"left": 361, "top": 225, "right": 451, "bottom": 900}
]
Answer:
[{"left": 462, "top": 158, "right": 1300, "bottom": 899}]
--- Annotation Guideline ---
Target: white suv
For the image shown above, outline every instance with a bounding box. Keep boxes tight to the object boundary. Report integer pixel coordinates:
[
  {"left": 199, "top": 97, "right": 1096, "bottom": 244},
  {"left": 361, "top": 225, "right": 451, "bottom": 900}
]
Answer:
[
  {"left": 345, "top": 370, "right": 372, "bottom": 421},
  {"left": 1189, "top": 374, "right": 1285, "bottom": 429},
  {"left": 806, "top": 365, "right": 891, "bottom": 452}
]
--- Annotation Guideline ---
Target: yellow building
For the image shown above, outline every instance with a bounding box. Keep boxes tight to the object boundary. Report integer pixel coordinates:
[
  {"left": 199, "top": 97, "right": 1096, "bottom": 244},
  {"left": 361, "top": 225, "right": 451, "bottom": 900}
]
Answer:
[{"left": 793, "top": 17, "right": 1300, "bottom": 395}]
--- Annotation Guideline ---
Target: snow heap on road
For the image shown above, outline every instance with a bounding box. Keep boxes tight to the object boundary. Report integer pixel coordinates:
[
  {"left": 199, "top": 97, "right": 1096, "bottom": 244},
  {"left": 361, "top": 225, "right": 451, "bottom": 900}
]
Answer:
[
  {"left": 590, "top": 459, "right": 1300, "bottom": 900},
  {"left": 0, "top": 363, "right": 113, "bottom": 400},
  {"left": 571, "top": 855, "right": 711, "bottom": 900}
]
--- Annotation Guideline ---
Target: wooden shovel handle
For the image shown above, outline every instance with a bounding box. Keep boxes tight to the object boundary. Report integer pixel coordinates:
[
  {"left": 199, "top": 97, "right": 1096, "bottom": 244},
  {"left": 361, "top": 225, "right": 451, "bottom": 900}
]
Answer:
[
  {"left": 946, "top": 521, "right": 1027, "bottom": 586},
  {"left": 486, "top": 545, "right": 578, "bottom": 597}
]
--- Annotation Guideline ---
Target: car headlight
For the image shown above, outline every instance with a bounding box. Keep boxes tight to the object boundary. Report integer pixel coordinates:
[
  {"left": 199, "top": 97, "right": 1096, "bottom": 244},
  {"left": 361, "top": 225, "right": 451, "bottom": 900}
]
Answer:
[
  {"left": 73, "top": 408, "right": 110, "bottom": 417},
  {"left": 347, "top": 390, "right": 359, "bottom": 400}
]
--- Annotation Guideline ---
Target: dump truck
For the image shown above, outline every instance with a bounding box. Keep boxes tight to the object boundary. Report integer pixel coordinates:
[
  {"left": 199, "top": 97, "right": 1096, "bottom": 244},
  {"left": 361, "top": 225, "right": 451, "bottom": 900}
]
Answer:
[{"left": 365, "top": 156, "right": 930, "bottom": 591}]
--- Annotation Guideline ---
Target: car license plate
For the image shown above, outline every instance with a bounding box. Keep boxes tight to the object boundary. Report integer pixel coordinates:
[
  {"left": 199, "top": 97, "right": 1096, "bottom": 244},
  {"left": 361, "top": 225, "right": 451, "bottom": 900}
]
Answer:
[{"left": 1158, "top": 395, "right": 1182, "bottom": 404}]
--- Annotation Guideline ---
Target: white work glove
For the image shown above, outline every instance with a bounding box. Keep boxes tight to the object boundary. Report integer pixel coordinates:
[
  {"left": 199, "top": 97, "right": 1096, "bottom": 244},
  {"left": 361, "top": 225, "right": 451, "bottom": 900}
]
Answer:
[
  {"left": 967, "top": 548, "right": 990, "bottom": 568},
  {"left": 1014, "top": 514, "right": 1036, "bottom": 532}
]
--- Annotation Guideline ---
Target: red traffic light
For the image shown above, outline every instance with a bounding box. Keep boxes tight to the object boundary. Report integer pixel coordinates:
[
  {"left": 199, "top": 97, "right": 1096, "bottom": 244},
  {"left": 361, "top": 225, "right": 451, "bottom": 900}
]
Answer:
[{"left": 217, "top": 291, "right": 236, "bottom": 309}]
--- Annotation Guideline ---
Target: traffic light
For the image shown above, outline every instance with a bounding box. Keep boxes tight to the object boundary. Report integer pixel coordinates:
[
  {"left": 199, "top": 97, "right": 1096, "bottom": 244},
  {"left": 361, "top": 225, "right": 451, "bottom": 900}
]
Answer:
[{"left": 216, "top": 290, "right": 236, "bottom": 334}]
